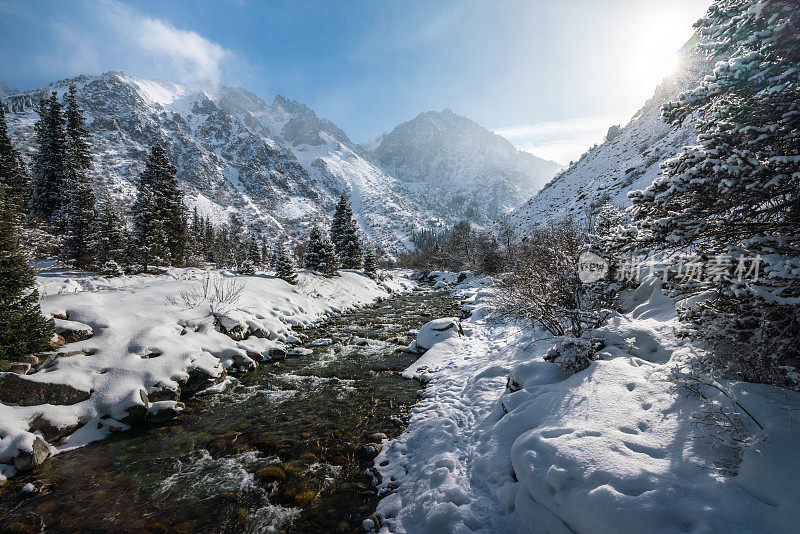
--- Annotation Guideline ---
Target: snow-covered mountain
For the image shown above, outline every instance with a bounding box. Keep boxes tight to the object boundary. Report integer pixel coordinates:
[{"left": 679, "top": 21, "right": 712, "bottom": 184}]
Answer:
[
  {"left": 507, "top": 43, "right": 709, "bottom": 238},
  {"left": 364, "top": 109, "right": 562, "bottom": 224},
  {"left": 2, "top": 72, "right": 560, "bottom": 254},
  {"left": 2, "top": 72, "right": 444, "bottom": 253}
]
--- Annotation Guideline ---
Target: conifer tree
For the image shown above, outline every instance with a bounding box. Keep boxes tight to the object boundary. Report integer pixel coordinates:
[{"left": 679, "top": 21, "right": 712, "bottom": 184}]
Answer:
[
  {"left": 247, "top": 236, "right": 262, "bottom": 266},
  {"left": 139, "top": 144, "right": 187, "bottom": 265},
  {"left": 0, "top": 105, "right": 30, "bottom": 212},
  {"left": 363, "top": 247, "right": 377, "bottom": 279},
  {"left": 92, "top": 191, "right": 127, "bottom": 268},
  {"left": 60, "top": 86, "right": 97, "bottom": 269},
  {"left": 340, "top": 221, "right": 363, "bottom": 269},
  {"left": 273, "top": 242, "right": 297, "bottom": 284},
  {"left": 0, "top": 189, "right": 54, "bottom": 361},
  {"left": 29, "top": 92, "right": 69, "bottom": 224},
  {"left": 304, "top": 225, "right": 338, "bottom": 275},
  {"left": 131, "top": 187, "right": 163, "bottom": 270},
  {"left": 618, "top": 0, "right": 800, "bottom": 389},
  {"left": 64, "top": 85, "right": 91, "bottom": 173},
  {"left": 330, "top": 194, "right": 362, "bottom": 268}
]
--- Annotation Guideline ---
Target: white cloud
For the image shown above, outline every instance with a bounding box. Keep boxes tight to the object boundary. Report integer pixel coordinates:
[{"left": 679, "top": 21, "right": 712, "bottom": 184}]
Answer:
[
  {"left": 494, "top": 114, "right": 629, "bottom": 165},
  {"left": 35, "top": 0, "right": 234, "bottom": 83},
  {"left": 99, "top": 0, "right": 231, "bottom": 82}
]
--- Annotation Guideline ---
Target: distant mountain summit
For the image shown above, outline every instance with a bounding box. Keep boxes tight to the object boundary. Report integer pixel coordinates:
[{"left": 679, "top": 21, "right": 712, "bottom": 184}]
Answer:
[{"left": 365, "top": 109, "right": 562, "bottom": 223}]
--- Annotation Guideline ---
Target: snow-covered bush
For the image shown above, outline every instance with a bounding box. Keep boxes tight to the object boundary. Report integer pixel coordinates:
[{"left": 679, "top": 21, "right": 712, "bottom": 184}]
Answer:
[
  {"left": 544, "top": 337, "right": 597, "bottom": 376},
  {"left": 494, "top": 218, "right": 614, "bottom": 337}
]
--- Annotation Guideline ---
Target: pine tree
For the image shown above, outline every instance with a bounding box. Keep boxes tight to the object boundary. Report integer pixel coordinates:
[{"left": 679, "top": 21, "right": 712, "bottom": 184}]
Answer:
[
  {"left": 340, "top": 222, "right": 363, "bottom": 269},
  {"left": 139, "top": 144, "right": 187, "bottom": 265},
  {"left": 247, "top": 236, "right": 262, "bottom": 266},
  {"left": 29, "top": 92, "right": 69, "bottom": 225},
  {"left": 304, "top": 225, "right": 338, "bottom": 275},
  {"left": 273, "top": 242, "right": 297, "bottom": 284},
  {"left": 330, "top": 194, "right": 362, "bottom": 268},
  {"left": 64, "top": 85, "right": 91, "bottom": 173},
  {"left": 131, "top": 187, "right": 167, "bottom": 271},
  {"left": 62, "top": 176, "right": 97, "bottom": 269},
  {"left": 0, "top": 189, "right": 54, "bottom": 361},
  {"left": 92, "top": 191, "right": 127, "bottom": 267},
  {"left": 363, "top": 247, "right": 377, "bottom": 279},
  {"left": 620, "top": 0, "right": 800, "bottom": 389},
  {"left": 261, "top": 243, "right": 269, "bottom": 265},
  {"left": 60, "top": 86, "right": 97, "bottom": 269},
  {"left": 330, "top": 194, "right": 350, "bottom": 250},
  {"left": 0, "top": 105, "right": 30, "bottom": 212}
]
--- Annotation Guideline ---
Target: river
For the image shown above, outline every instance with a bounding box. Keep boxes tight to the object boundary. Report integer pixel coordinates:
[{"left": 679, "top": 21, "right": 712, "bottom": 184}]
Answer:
[{"left": 0, "top": 286, "right": 461, "bottom": 533}]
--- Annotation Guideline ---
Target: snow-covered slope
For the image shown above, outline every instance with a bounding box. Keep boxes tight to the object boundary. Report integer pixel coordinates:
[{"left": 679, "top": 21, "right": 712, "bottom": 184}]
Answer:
[
  {"left": 1, "top": 73, "right": 445, "bottom": 254},
  {"left": 365, "top": 109, "right": 562, "bottom": 224},
  {"left": 507, "top": 46, "right": 708, "bottom": 238}
]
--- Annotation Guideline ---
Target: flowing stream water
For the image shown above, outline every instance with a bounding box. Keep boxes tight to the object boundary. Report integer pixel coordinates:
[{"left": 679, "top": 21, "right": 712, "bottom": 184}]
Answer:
[{"left": 0, "top": 286, "right": 461, "bottom": 533}]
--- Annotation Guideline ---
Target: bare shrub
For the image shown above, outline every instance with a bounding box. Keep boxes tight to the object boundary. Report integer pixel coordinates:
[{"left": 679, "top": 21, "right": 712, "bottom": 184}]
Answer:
[
  {"left": 493, "top": 218, "right": 612, "bottom": 337},
  {"left": 171, "top": 274, "right": 247, "bottom": 320}
]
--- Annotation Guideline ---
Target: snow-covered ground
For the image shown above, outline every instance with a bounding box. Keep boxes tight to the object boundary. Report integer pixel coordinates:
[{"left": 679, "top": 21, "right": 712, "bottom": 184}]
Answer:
[
  {"left": 0, "top": 268, "right": 412, "bottom": 482},
  {"left": 372, "top": 273, "right": 800, "bottom": 533}
]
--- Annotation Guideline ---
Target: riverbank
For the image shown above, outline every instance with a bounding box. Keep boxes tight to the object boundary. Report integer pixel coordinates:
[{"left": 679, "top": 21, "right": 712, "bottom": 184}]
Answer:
[
  {"left": 0, "top": 268, "right": 413, "bottom": 482},
  {"left": 372, "top": 272, "right": 800, "bottom": 533}
]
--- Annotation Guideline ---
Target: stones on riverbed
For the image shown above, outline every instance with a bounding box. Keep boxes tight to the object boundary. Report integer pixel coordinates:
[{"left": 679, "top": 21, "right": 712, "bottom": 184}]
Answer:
[
  {"left": 53, "top": 318, "right": 94, "bottom": 344},
  {"left": 255, "top": 465, "right": 286, "bottom": 483},
  {"left": 0, "top": 373, "right": 92, "bottom": 406},
  {"left": 265, "top": 347, "right": 287, "bottom": 361},
  {"left": 359, "top": 442, "right": 383, "bottom": 458},
  {"left": 179, "top": 365, "right": 227, "bottom": 397},
  {"left": 0, "top": 360, "right": 31, "bottom": 375},
  {"left": 13, "top": 437, "right": 50, "bottom": 473},
  {"left": 365, "top": 432, "right": 387, "bottom": 442},
  {"left": 148, "top": 401, "right": 185, "bottom": 423},
  {"left": 28, "top": 415, "right": 82, "bottom": 443},
  {"left": 288, "top": 347, "right": 313, "bottom": 357},
  {"left": 148, "top": 383, "right": 181, "bottom": 402},
  {"left": 311, "top": 338, "right": 332, "bottom": 346}
]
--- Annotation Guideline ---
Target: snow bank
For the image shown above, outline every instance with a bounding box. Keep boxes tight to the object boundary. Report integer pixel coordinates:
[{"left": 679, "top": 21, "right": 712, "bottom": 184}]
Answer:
[
  {"left": 372, "top": 274, "right": 800, "bottom": 533},
  {"left": 0, "top": 268, "right": 412, "bottom": 478}
]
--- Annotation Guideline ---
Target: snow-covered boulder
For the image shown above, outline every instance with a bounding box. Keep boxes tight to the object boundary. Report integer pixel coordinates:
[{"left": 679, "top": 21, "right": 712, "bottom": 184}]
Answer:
[
  {"left": 410, "top": 317, "right": 463, "bottom": 353},
  {"left": 53, "top": 318, "right": 93, "bottom": 343},
  {"left": 0, "top": 374, "right": 91, "bottom": 406}
]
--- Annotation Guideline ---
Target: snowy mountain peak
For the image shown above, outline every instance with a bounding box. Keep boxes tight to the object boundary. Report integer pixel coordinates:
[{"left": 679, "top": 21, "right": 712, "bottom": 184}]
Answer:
[{"left": 365, "top": 109, "right": 562, "bottom": 223}]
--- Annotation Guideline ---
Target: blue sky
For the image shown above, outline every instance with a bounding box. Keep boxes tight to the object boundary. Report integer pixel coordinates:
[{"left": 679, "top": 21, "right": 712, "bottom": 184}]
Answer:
[{"left": 0, "top": 0, "right": 710, "bottom": 163}]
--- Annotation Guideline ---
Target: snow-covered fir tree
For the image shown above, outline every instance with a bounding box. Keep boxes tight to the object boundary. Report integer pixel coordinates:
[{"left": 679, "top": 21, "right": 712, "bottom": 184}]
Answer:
[
  {"left": 304, "top": 225, "right": 338, "bottom": 275},
  {"left": 247, "top": 236, "right": 262, "bottom": 266},
  {"left": 0, "top": 105, "right": 30, "bottom": 213},
  {"left": 138, "top": 144, "right": 188, "bottom": 265},
  {"left": 29, "top": 93, "right": 69, "bottom": 225},
  {"left": 0, "top": 189, "right": 54, "bottom": 361},
  {"left": 363, "top": 247, "right": 377, "bottom": 279},
  {"left": 61, "top": 86, "right": 97, "bottom": 270},
  {"left": 273, "top": 242, "right": 297, "bottom": 284},
  {"left": 619, "top": 0, "right": 800, "bottom": 389},
  {"left": 331, "top": 194, "right": 363, "bottom": 268},
  {"left": 92, "top": 191, "right": 127, "bottom": 268},
  {"left": 131, "top": 187, "right": 168, "bottom": 270}
]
